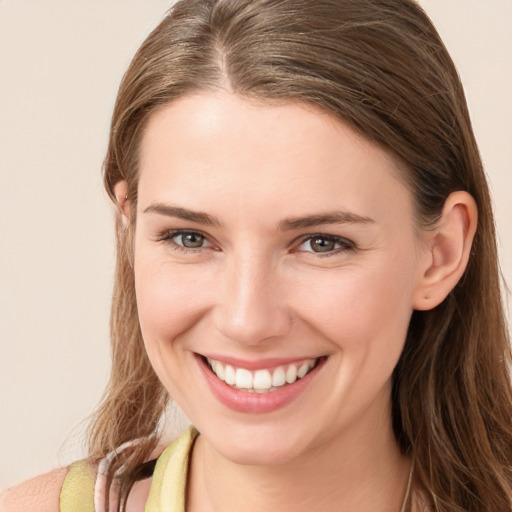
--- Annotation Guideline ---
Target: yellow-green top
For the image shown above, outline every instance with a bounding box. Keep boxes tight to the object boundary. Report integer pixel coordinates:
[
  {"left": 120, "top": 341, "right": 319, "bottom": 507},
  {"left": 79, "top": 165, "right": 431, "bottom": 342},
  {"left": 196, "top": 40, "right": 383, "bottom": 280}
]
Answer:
[{"left": 59, "top": 426, "right": 198, "bottom": 512}]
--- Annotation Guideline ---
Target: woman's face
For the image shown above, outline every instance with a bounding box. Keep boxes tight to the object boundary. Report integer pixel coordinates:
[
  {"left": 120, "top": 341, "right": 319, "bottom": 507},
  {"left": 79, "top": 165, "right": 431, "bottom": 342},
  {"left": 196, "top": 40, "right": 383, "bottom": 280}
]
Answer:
[{"left": 133, "top": 92, "right": 429, "bottom": 465}]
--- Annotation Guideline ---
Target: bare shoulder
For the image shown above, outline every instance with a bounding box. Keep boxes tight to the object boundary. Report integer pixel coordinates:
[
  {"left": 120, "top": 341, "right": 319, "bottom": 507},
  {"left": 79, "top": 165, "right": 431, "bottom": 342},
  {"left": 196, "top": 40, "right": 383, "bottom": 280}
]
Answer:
[{"left": 0, "top": 467, "right": 68, "bottom": 512}]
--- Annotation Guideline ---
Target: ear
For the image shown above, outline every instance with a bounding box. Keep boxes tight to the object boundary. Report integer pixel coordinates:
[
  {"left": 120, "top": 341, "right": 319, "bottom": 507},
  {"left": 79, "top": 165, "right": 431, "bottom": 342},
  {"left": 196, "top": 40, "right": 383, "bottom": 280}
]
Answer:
[
  {"left": 413, "top": 191, "right": 478, "bottom": 311},
  {"left": 113, "top": 180, "right": 131, "bottom": 227}
]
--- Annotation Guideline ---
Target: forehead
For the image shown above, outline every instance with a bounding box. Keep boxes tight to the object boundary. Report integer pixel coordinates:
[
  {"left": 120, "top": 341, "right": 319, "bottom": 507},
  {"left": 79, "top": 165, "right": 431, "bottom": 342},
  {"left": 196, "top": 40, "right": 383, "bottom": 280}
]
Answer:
[{"left": 137, "top": 92, "right": 413, "bottom": 224}]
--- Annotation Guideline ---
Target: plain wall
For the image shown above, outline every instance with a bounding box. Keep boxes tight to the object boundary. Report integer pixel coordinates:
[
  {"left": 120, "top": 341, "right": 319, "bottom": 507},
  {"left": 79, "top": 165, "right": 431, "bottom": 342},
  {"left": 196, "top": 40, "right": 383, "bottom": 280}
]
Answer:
[{"left": 0, "top": 0, "right": 511, "bottom": 489}]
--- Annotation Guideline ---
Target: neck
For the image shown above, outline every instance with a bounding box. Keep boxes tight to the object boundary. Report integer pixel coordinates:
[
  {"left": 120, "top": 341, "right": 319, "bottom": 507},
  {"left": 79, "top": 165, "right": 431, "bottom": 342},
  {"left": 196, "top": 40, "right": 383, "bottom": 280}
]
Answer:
[{"left": 187, "top": 396, "right": 411, "bottom": 512}]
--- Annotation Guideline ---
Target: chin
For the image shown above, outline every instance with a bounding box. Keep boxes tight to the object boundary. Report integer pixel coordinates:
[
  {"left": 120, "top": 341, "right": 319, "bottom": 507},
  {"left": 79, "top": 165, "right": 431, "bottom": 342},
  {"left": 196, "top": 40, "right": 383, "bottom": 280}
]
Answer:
[
  {"left": 200, "top": 419, "right": 320, "bottom": 467},
  {"left": 219, "top": 440, "right": 306, "bottom": 467}
]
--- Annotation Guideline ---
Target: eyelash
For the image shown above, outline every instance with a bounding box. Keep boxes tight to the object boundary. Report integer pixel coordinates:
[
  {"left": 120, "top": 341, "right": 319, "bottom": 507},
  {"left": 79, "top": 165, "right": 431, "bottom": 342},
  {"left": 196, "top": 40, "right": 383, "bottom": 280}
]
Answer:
[
  {"left": 295, "top": 233, "right": 355, "bottom": 257},
  {"left": 156, "top": 230, "right": 355, "bottom": 257},
  {"left": 156, "top": 230, "right": 213, "bottom": 253}
]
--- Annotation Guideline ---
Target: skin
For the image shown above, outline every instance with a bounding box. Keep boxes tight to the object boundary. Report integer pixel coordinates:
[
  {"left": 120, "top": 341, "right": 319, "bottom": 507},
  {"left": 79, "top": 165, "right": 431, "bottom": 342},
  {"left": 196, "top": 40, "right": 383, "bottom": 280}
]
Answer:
[
  {"left": 124, "top": 92, "right": 414, "bottom": 511},
  {"left": 0, "top": 469, "right": 67, "bottom": 512},
  {"left": 1, "top": 92, "right": 476, "bottom": 512},
  {"left": 119, "top": 91, "right": 476, "bottom": 512}
]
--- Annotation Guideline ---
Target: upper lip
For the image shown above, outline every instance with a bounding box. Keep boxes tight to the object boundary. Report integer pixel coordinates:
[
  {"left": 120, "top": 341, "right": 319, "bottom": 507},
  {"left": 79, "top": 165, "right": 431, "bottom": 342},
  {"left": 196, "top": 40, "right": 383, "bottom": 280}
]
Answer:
[{"left": 198, "top": 353, "right": 325, "bottom": 371}]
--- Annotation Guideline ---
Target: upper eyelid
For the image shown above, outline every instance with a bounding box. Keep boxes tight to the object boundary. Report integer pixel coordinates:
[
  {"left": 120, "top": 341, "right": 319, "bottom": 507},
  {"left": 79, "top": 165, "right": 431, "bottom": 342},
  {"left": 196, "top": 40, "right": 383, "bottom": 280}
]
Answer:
[
  {"left": 157, "top": 228, "right": 207, "bottom": 242},
  {"left": 294, "top": 233, "right": 354, "bottom": 247},
  {"left": 159, "top": 228, "right": 209, "bottom": 239}
]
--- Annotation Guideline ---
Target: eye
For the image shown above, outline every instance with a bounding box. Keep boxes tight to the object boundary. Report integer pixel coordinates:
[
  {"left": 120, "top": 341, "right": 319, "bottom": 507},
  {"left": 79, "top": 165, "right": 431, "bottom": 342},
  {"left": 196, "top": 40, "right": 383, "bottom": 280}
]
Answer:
[
  {"left": 172, "top": 231, "right": 210, "bottom": 249},
  {"left": 157, "top": 230, "right": 213, "bottom": 250},
  {"left": 297, "top": 234, "right": 353, "bottom": 254},
  {"left": 177, "top": 231, "right": 207, "bottom": 248}
]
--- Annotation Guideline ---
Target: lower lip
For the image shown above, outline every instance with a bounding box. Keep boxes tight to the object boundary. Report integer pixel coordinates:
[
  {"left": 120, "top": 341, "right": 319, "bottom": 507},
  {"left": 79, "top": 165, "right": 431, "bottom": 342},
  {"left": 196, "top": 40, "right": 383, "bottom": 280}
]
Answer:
[{"left": 196, "top": 355, "right": 326, "bottom": 414}]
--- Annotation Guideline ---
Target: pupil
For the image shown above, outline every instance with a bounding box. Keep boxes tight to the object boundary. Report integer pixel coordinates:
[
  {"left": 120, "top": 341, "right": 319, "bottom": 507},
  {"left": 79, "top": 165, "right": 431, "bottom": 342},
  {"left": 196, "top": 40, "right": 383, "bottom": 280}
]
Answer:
[
  {"left": 311, "top": 237, "right": 335, "bottom": 252},
  {"left": 182, "top": 233, "right": 204, "bottom": 248}
]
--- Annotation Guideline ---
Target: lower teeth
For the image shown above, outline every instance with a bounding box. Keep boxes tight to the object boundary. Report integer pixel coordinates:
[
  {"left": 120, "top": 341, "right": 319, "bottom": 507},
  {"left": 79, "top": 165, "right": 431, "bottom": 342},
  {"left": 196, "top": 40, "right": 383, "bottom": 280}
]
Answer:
[{"left": 241, "top": 386, "right": 279, "bottom": 393}]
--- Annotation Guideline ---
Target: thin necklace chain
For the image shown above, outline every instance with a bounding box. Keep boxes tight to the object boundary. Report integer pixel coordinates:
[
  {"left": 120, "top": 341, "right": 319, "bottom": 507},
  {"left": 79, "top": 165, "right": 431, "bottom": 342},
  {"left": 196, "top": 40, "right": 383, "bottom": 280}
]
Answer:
[{"left": 399, "top": 460, "right": 415, "bottom": 512}]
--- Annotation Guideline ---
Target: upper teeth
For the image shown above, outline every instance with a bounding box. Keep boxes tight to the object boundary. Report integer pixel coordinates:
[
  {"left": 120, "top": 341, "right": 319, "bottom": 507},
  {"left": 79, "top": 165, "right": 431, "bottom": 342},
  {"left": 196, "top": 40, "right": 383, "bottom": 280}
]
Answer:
[{"left": 207, "top": 358, "right": 317, "bottom": 392}]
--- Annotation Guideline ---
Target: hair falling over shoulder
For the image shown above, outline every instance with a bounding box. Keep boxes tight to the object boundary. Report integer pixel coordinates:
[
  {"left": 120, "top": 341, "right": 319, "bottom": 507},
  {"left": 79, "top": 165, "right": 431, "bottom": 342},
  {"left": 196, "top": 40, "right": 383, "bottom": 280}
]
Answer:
[
  {"left": 88, "top": 0, "right": 512, "bottom": 510},
  {"left": 87, "top": 213, "right": 169, "bottom": 506}
]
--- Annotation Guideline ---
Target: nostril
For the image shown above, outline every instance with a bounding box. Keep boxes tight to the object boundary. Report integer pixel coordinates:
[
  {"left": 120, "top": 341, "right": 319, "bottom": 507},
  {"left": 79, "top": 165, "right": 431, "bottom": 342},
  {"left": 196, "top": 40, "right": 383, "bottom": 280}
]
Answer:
[
  {"left": 212, "top": 294, "right": 293, "bottom": 346},
  {"left": 212, "top": 263, "right": 292, "bottom": 345}
]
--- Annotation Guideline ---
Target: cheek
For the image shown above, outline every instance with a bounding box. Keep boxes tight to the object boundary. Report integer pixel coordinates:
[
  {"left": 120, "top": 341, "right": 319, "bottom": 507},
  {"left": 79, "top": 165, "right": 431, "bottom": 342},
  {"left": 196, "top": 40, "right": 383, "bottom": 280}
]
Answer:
[
  {"left": 134, "top": 256, "right": 211, "bottom": 347},
  {"left": 289, "top": 259, "right": 416, "bottom": 358},
  {"left": 288, "top": 261, "right": 416, "bottom": 420},
  {"left": 133, "top": 256, "right": 215, "bottom": 402}
]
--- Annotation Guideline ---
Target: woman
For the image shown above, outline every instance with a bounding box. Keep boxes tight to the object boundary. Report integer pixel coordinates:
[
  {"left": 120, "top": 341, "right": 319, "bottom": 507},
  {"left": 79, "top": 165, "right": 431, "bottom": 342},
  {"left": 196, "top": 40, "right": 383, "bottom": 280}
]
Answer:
[{"left": 2, "top": 0, "right": 511, "bottom": 510}]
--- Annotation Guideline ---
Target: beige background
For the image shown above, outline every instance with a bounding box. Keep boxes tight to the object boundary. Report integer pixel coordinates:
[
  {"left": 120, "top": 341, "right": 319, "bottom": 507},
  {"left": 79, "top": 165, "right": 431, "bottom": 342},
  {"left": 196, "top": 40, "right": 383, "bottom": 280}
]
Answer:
[{"left": 0, "top": 0, "right": 511, "bottom": 489}]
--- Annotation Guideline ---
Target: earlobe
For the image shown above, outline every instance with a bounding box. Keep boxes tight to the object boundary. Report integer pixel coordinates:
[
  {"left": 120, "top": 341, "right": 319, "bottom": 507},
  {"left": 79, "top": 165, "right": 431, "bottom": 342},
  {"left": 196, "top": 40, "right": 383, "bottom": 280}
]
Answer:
[
  {"left": 113, "top": 180, "right": 131, "bottom": 227},
  {"left": 413, "top": 191, "right": 478, "bottom": 311}
]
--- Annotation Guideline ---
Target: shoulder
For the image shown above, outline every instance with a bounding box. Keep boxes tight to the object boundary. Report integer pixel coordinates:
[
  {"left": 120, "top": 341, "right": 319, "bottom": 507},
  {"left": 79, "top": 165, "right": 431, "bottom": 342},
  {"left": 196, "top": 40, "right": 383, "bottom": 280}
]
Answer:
[{"left": 0, "top": 467, "right": 68, "bottom": 512}]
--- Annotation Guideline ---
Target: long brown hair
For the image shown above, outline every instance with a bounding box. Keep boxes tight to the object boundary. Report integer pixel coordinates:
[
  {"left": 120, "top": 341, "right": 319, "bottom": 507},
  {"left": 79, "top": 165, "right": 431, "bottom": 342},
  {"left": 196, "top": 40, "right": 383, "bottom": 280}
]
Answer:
[{"left": 88, "top": 0, "right": 512, "bottom": 509}]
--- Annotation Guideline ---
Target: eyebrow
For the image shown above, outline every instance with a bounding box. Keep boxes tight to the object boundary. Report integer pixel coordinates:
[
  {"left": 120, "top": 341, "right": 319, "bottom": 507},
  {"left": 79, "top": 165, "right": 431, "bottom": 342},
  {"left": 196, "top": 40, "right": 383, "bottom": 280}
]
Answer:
[
  {"left": 143, "top": 203, "right": 374, "bottom": 230},
  {"left": 143, "top": 203, "right": 222, "bottom": 226},
  {"left": 278, "top": 211, "right": 375, "bottom": 231}
]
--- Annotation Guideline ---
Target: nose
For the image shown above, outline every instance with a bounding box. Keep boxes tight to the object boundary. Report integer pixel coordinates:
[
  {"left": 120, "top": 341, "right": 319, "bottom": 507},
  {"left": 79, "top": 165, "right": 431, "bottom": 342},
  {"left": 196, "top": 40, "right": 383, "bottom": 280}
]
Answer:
[{"left": 212, "top": 251, "right": 292, "bottom": 346}]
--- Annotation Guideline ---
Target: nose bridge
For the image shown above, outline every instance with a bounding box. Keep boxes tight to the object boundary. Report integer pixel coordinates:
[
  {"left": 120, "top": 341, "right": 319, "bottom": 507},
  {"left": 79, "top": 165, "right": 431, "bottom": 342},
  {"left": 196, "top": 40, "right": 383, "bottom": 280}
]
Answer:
[{"left": 214, "top": 247, "right": 291, "bottom": 345}]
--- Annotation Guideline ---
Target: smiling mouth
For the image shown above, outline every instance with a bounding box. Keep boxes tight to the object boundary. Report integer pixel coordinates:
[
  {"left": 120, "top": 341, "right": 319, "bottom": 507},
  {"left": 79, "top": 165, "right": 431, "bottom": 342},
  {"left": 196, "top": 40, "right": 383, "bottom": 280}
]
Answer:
[{"left": 204, "top": 356, "right": 324, "bottom": 394}]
